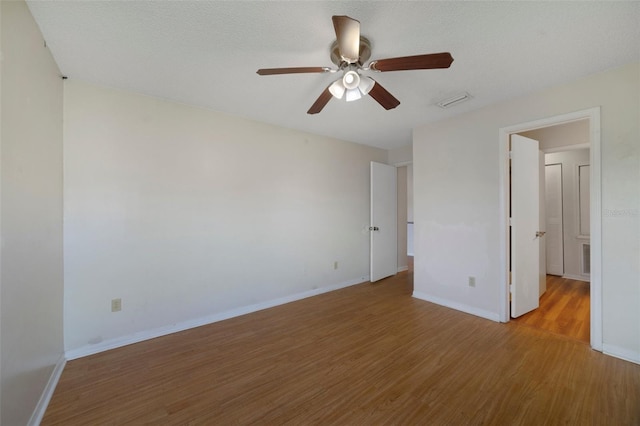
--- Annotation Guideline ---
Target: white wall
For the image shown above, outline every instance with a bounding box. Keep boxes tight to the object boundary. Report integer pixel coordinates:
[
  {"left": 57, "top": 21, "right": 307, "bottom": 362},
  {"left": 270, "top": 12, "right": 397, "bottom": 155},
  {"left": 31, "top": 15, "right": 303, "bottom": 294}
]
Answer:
[
  {"left": 413, "top": 63, "right": 640, "bottom": 362},
  {"left": 63, "top": 80, "right": 387, "bottom": 355},
  {"left": 0, "top": 1, "right": 64, "bottom": 424},
  {"left": 545, "top": 149, "right": 590, "bottom": 281}
]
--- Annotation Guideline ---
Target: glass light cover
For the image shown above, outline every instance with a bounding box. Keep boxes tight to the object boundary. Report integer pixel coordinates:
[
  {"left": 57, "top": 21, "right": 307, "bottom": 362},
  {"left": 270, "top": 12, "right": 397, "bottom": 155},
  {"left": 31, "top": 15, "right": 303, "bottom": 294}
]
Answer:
[
  {"left": 342, "top": 70, "right": 360, "bottom": 90},
  {"left": 358, "top": 76, "right": 375, "bottom": 95},
  {"left": 329, "top": 79, "right": 346, "bottom": 99},
  {"left": 345, "top": 88, "right": 362, "bottom": 102}
]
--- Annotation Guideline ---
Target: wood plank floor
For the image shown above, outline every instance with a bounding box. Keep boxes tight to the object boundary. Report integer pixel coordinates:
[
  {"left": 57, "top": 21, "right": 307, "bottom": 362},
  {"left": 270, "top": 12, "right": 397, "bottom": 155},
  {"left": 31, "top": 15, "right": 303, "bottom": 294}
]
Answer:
[
  {"left": 513, "top": 275, "right": 590, "bottom": 342},
  {"left": 44, "top": 271, "right": 640, "bottom": 425}
]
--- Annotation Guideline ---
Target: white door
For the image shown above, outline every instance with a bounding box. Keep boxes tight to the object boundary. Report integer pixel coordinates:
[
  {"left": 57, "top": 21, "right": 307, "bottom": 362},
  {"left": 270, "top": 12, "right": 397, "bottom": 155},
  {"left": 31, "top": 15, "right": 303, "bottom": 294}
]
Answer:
[
  {"left": 370, "top": 162, "right": 397, "bottom": 282},
  {"left": 538, "top": 152, "right": 547, "bottom": 297},
  {"left": 511, "top": 135, "right": 541, "bottom": 318},
  {"left": 545, "top": 163, "right": 564, "bottom": 276}
]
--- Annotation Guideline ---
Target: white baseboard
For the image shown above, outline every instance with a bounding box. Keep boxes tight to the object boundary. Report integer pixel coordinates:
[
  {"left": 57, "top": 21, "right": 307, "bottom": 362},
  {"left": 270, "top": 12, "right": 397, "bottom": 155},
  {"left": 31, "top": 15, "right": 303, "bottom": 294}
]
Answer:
[
  {"left": 562, "top": 273, "right": 590, "bottom": 282},
  {"left": 28, "top": 355, "right": 66, "bottom": 426},
  {"left": 66, "top": 276, "right": 369, "bottom": 360},
  {"left": 397, "top": 266, "right": 408, "bottom": 272},
  {"left": 602, "top": 343, "right": 640, "bottom": 365},
  {"left": 412, "top": 291, "right": 501, "bottom": 322}
]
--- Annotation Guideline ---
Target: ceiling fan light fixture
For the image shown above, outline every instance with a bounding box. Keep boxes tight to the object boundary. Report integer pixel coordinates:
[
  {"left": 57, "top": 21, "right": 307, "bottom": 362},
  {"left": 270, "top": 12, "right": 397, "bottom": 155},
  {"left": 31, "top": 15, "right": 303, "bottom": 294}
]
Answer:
[
  {"left": 258, "top": 15, "right": 455, "bottom": 115},
  {"left": 329, "top": 79, "right": 346, "bottom": 99},
  {"left": 345, "top": 88, "right": 362, "bottom": 102}
]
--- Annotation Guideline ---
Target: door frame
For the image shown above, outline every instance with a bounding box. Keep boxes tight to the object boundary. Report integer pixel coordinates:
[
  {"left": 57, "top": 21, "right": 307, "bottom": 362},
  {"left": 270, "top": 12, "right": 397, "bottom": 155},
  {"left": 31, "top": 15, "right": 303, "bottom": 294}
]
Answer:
[
  {"left": 391, "top": 160, "right": 413, "bottom": 270},
  {"left": 498, "top": 107, "right": 602, "bottom": 351}
]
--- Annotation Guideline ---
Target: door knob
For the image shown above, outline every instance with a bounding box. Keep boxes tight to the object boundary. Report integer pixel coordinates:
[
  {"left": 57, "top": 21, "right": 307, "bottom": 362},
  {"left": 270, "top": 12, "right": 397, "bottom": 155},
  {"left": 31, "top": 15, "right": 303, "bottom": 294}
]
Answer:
[
  {"left": 535, "top": 231, "right": 546, "bottom": 238},
  {"left": 369, "top": 226, "right": 379, "bottom": 231}
]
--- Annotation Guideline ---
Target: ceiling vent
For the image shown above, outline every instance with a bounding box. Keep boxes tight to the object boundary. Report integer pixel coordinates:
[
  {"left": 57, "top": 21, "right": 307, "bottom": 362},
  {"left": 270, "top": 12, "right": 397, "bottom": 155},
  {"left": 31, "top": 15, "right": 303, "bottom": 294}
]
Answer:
[{"left": 436, "top": 92, "right": 472, "bottom": 109}]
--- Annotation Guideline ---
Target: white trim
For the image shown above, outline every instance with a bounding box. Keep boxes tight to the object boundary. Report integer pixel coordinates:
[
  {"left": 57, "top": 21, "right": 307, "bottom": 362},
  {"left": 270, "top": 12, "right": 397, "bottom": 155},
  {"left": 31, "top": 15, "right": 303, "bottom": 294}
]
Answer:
[
  {"left": 588, "top": 110, "right": 602, "bottom": 351},
  {"left": 498, "top": 107, "right": 602, "bottom": 351},
  {"left": 66, "top": 276, "right": 368, "bottom": 360},
  {"left": 397, "top": 266, "right": 409, "bottom": 272},
  {"left": 28, "top": 355, "right": 66, "bottom": 426},
  {"left": 412, "top": 291, "right": 500, "bottom": 322},
  {"left": 392, "top": 160, "right": 413, "bottom": 167},
  {"left": 602, "top": 344, "right": 640, "bottom": 365},
  {"left": 498, "top": 124, "right": 511, "bottom": 324}
]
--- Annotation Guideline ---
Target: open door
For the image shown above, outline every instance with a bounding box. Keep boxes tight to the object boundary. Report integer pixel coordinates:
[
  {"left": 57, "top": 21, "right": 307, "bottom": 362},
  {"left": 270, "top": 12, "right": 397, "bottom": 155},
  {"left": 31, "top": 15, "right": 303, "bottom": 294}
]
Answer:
[
  {"left": 370, "top": 162, "right": 397, "bottom": 282},
  {"left": 510, "top": 135, "right": 543, "bottom": 318},
  {"left": 539, "top": 152, "right": 547, "bottom": 297}
]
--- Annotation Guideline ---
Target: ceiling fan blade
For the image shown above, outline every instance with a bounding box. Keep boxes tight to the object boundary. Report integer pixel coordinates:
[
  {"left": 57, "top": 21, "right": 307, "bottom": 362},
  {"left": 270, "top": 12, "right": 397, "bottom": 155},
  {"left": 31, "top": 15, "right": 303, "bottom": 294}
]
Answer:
[
  {"left": 368, "top": 80, "right": 401, "bottom": 110},
  {"left": 332, "top": 15, "right": 360, "bottom": 63},
  {"left": 370, "top": 52, "right": 453, "bottom": 72},
  {"left": 307, "top": 86, "right": 333, "bottom": 114},
  {"left": 257, "top": 67, "right": 330, "bottom": 76}
]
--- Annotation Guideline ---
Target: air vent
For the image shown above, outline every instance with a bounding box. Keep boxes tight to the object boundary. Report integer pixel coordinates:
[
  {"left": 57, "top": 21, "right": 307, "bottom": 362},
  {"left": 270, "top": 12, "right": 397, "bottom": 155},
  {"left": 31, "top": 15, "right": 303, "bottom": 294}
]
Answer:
[
  {"left": 582, "top": 243, "right": 591, "bottom": 275},
  {"left": 436, "top": 92, "right": 472, "bottom": 109}
]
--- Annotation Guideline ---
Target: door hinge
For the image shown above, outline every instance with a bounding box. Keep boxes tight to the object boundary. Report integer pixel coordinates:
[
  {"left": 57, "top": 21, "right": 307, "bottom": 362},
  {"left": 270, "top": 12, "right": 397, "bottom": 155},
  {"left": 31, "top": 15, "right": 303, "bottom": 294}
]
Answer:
[
  {"left": 509, "top": 217, "right": 512, "bottom": 226},
  {"left": 509, "top": 150, "right": 513, "bottom": 159},
  {"left": 509, "top": 284, "right": 513, "bottom": 294}
]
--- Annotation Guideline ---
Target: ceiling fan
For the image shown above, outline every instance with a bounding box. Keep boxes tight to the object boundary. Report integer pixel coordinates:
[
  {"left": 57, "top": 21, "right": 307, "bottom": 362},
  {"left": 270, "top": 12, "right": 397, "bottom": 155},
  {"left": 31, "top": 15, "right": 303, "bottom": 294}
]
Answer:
[{"left": 257, "top": 15, "right": 454, "bottom": 114}]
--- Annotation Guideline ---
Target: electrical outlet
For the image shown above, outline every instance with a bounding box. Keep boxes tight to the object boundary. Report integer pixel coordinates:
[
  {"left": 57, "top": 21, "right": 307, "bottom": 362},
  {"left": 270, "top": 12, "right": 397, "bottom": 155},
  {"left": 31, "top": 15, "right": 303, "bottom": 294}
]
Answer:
[
  {"left": 468, "top": 277, "right": 476, "bottom": 287},
  {"left": 111, "top": 298, "right": 122, "bottom": 312},
  {"left": 334, "top": 261, "right": 339, "bottom": 270}
]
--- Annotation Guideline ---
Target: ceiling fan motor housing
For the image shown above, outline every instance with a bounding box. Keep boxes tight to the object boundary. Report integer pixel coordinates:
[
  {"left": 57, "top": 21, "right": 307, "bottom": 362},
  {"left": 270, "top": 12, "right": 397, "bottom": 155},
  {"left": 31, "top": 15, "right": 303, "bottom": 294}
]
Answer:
[{"left": 330, "top": 36, "right": 372, "bottom": 67}]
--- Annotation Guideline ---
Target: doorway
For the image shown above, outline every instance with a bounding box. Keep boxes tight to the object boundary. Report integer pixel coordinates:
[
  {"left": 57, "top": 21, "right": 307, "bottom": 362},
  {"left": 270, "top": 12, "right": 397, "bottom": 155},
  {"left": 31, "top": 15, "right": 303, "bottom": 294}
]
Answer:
[
  {"left": 499, "top": 107, "right": 602, "bottom": 351},
  {"left": 512, "top": 138, "right": 592, "bottom": 342},
  {"left": 402, "top": 164, "right": 414, "bottom": 273},
  {"left": 391, "top": 163, "right": 413, "bottom": 274},
  {"left": 371, "top": 161, "right": 413, "bottom": 285}
]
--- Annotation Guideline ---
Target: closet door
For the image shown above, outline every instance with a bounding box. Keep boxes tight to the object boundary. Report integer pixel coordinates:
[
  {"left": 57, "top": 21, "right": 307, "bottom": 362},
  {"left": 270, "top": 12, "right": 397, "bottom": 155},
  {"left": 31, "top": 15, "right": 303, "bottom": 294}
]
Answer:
[{"left": 545, "top": 163, "right": 564, "bottom": 276}]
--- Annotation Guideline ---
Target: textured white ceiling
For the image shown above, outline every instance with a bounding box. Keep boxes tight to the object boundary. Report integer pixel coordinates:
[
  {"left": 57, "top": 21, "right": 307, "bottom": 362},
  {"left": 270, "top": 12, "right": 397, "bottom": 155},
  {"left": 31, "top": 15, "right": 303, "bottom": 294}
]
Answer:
[{"left": 26, "top": 1, "right": 640, "bottom": 150}]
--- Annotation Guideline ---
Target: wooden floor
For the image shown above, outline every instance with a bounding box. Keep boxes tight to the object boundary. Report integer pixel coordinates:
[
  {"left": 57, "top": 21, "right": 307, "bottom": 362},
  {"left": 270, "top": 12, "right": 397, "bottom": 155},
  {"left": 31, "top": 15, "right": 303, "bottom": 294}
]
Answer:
[
  {"left": 44, "top": 271, "right": 640, "bottom": 425},
  {"left": 512, "top": 275, "right": 590, "bottom": 342}
]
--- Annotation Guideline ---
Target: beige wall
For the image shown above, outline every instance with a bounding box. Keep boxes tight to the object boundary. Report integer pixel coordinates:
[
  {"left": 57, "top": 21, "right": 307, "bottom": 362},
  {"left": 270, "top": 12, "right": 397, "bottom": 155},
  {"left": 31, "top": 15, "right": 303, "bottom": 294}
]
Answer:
[
  {"left": 521, "top": 120, "right": 590, "bottom": 150},
  {"left": 388, "top": 143, "right": 412, "bottom": 165},
  {"left": 0, "top": 1, "right": 64, "bottom": 424},
  {"left": 413, "top": 63, "right": 639, "bottom": 363},
  {"left": 63, "top": 80, "right": 387, "bottom": 355}
]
